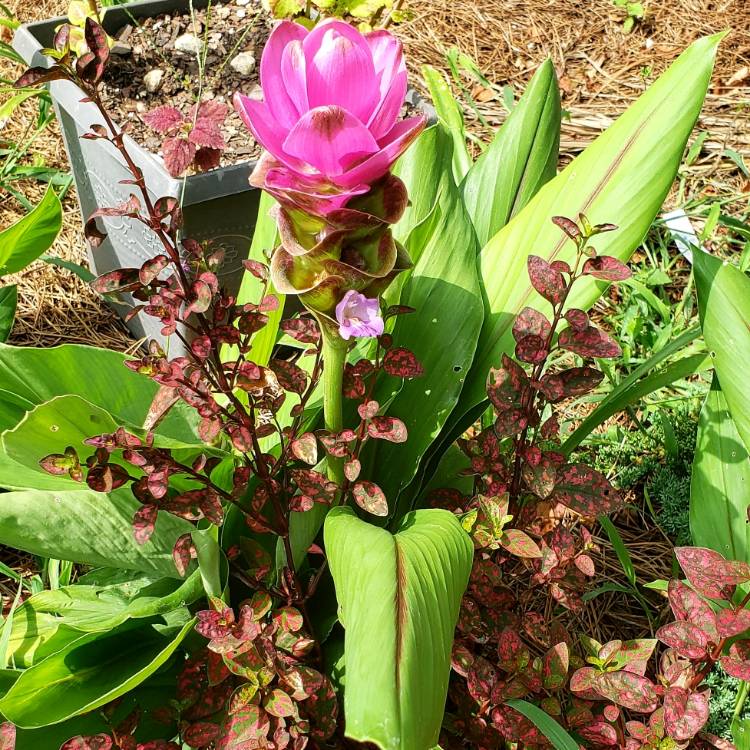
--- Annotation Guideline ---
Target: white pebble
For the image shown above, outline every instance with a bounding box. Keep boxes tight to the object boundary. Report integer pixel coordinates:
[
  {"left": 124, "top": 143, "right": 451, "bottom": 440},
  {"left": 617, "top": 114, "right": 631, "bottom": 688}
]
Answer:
[
  {"left": 174, "top": 33, "right": 203, "bottom": 55},
  {"left": 229, "top": 51, "right": 256, "bottom": 77},
  {"left": 143, "top": 68, "right": 165, "bottom": 93}
]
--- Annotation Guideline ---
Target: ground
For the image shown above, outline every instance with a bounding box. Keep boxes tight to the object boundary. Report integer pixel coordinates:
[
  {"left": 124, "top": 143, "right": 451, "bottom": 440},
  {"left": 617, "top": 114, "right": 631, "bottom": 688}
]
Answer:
[{"left": 1, "top": 0, "right": 749, "bottom": 648}]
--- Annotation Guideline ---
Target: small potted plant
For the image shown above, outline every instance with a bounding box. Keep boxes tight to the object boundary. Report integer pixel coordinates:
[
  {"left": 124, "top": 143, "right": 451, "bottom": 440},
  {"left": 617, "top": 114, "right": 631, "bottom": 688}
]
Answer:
[{"left": 12, "top": 0, "right": 428, "bottom": 345}]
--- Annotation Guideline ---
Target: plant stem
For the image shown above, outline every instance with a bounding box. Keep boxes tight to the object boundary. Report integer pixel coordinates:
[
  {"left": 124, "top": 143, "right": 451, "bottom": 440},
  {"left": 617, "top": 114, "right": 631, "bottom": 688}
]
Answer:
[{"left": 321, "top": 328, "right": 347, "bottom": 486}]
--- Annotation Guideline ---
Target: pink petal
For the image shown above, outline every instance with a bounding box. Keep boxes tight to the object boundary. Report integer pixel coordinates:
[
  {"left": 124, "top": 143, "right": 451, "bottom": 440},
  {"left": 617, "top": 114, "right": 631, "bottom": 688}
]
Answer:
[
  {"left": 302, "top": 18, "right": 370, "bottom": 61},
  {"left": 306, "top": 28, "right": 379, "bottom": 123},
  {"left": 233, "top": 93, "right": 306, "bottom": 172},
  {"left": 365, "top": 30, "right": 406, "bottom": 96},
  {"left": 283, "top": 106, "right": 379, "bottom": 177},
  {"left": 281, "top": 40, "right": 309, "bottom": 116},
  {"left": 335, "top": 115, "right": 426, "bottom": 188},
  {"left": 263, "top": 160, "right": 369, "bottom": 216},
  {"left": 260, "top": 21, "right": 308, "bottom": 128},
  {"left": 367, "top": 69, "right": 407, "bottom": 140}
]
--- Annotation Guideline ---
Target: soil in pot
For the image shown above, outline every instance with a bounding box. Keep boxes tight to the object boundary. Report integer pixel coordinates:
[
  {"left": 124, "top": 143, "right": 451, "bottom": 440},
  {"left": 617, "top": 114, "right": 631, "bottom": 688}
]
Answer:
[{"left": 100, "top": 0, "right": 273, "bottom": 169}]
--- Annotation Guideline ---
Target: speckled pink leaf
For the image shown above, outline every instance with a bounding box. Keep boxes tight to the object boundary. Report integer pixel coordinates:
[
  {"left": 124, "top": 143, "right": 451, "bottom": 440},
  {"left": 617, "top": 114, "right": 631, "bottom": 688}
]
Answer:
[
  {"left": 367, "top": 416, "right": 408, "bottom": 443},
  {"left": 552, "top": 463, "right": 622, "bottom": 516},
  {"left": 583, "top": 255, "right": 632, "bottom": 281},
  {"left": 675, "top": 547, "right": 750, "bottom": 599},
  {"left": 183, "top": 722, "right": 221, "bottom": 747},
  {"left": 0, "top": 723, "right": 13, "bottom": 750},
  {"left": 542, "top": 642, "right": 569, "bottom": 690},
  {"left": 500, "top": 529, "right": 542, "bottom": 559},
  {"left": 497, "top": 627, "right": 530, "bottom": 672},
  {"left": 528, "top": 255, "right": 566, "bottom": 305},
  {"left": 578, "top": 721, "right": 618, "bottom": 746},
  {"left": 515, "top": 334, "right": 547, "bottom": 364},
  {"left": 717, "top": 607, "right": 750, "bottom": 638},
  {"left": 216, "top": 704, "right": 271, "bottom": 748},
  {"left": 172, "top": 533, "right": 197, "bottom": 577},
  {"left": 132, "top": 504, "right": 157, "bottom": 545},
  {"left": 512, "top": 307, "right": 551, "bottom": 342},
  {"left": 551, "top": 215, "right": 581, "bottom": 240},
  {"left": 291, "top": 433, "right": 318, "bottom": 465},
  {"left": 264, "top": 689, "right": 295, "bottom": 718},
  {"left": 271, "top": 359, "right": 308, "bottom": 395},
  {"left": 664, "top": 686, "right": 710, "bottom": 741},
  {"left": 720, "top": 640, "right": 750, "bottom": 679},
  {"left": 667, "top": 580, "right": 719, "bottom": 640},
  {"left": 595, "top": 671, "right": 659, "bottom": 713},
  {"left": 558, "top": 326, "right": 621, "bottom": 359},
  {"left": 656, "top": 621, "right": 710, "bottom": 660},
  {"left": 352, "top": 481, "right": 388, "bottom": 516},
  {"left": 382, "top": 347, "right": 423, "bottom": 378}
]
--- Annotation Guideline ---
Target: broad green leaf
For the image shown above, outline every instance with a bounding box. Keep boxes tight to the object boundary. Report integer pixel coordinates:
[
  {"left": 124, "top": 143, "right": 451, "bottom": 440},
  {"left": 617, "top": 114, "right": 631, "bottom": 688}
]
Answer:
[
  {"left": 505, "top": 699, "right": 579, "bottom": 750},
  {"left": 0, "top": 488, "right": 193, "bottom": 578},
  {"left": 325, "top": 507, "right": 473, "bottom": 750},
  {"left": 1, "top": 395, "right": 118, "bottom": 490},
  {"left": 0, "top": 186, "right": 62, "bottom": 275},
  {"left": 392, "top": 126, "right": 452, "bottom": 248},
  {"left": 6, "top": 571, "right": 202, "bottom": 667},
  {"left": 462, "top": 59, "right": 561, "bottom": 247},
  {"left": 369, "top": 125, "right": 484, "bottom": 513},
  {"left": 562, "top": 326, "right": 707, "bottom": 453},
  {"left": 0, "top": 285, "right": 16, "bottom": 343},
  {"left": 451, "top": 34, "right": 721, "bottom": 441},
  {"left": 0, "top": 91, "right": 39, "bottom": 121},
  {"left": 0, "top": 618, "right": 194, "bottom": 728},
  {"left": 0, "top": 342, "right": 199, "bottom": 444},
  {"left": 422, "top": 66, "right": 471, "bottom": 183},
  {"left": 191, "top": 527, "right": 223, "bottom": 599},
  {"left": 694, "top": 250, "right": 750, "bottom": 454},
  {"left": 690, "top": 376, "right": 750, "bottom": 562}
]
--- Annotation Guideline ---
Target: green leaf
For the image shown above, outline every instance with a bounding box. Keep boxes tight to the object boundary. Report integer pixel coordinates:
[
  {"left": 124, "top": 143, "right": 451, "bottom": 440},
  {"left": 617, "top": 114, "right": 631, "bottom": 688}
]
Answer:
[
  {"left": 0, "top": 186, "right": 62, "bottom": 275},
  {"left": 694, "top": 250, "right": 750, "bottom": 455},
  {"left": 505, "top": 699, "right": 579, "bottom": 750},
  {"left": 461, "top": 59, "right": 561, "bottom": 247},
  {"left": 369, "top": 125, "right": 484, "bottom": 514},
  {"left": 0, "top": 618, "right": 194, "bottom": 728},
  {"left": 451, "top": 34, "right": 721, "bottom": 440},
  {"left": 422, "top": 66, "right": 471, "bottom": 183},
  {"left": 1, "top": 395, "right": 118, "bottom": 490},
  {"left": 598, "top": 515, "right": 636, "bottom": 586},
  {"left": 40, "top": 254, "right": 95, "bottom": 283},
  {"left": 0, "top": 342, "right": 199, "bottom": 444},
  {"left": 0, "top": 488, "right": 193, "bottom": 578},
  {"left": 324, "top": 507, "right": 473, "bottom": 750},
  {"left": 6, "top": 571, "right": 202, "bottom": 667},
  {"left": 690, "top": 375, "right": 750, "bottom": 562},
  {"left": 0, "top": 285, "right": 16, "bottom": 343}
]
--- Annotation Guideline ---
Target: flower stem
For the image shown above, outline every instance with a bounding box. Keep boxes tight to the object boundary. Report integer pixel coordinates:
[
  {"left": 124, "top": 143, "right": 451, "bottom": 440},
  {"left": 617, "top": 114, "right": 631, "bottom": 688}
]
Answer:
[{"left": 321, "top": 329, "right": 347, "bottom": 486}]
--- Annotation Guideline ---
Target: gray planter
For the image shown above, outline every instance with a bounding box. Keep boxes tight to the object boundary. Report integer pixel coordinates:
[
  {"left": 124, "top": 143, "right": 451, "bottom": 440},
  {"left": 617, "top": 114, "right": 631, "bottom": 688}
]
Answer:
[
  {"left": 13, "top": 0, "right": 262, "bottom": 347},
  {"left": 13, "top": 0, "right": 433, "bottom": 349}
]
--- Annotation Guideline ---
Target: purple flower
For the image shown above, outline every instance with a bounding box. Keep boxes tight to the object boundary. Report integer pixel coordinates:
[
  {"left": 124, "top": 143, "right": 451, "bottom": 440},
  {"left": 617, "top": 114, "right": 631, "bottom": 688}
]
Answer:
[{"left": 335, "top": 291, "right": 384, "bottom": 340}]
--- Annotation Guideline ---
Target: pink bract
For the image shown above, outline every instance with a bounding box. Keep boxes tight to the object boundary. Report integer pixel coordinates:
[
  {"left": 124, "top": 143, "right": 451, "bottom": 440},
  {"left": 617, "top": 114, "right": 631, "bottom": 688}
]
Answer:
[{"left": 234, "top": 19, "right": 425, "bottom": 214}]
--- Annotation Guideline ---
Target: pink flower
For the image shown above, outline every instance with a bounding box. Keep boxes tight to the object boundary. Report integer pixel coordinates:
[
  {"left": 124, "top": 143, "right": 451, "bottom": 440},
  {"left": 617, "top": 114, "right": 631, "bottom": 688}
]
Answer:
[
  {"left": 234, "top": 19, "right": 425, "bottom": 214},
  {"left": 335, "top": 291, "right": 384, "bottom": 340}
]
